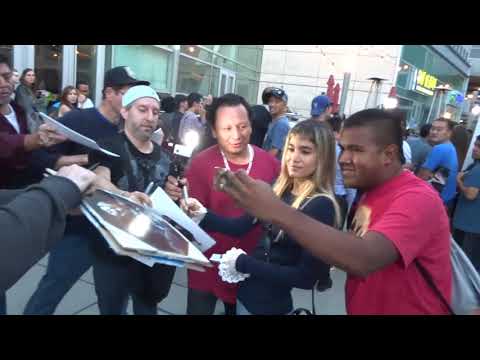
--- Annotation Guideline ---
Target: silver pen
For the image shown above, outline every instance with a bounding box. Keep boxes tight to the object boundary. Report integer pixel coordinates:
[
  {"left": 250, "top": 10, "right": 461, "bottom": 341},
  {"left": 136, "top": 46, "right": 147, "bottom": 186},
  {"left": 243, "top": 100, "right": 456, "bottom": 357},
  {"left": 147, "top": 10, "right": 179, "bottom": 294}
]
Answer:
[
  {"left": 145, "top": 181, "right": 155, "bottom": 196},
  {"left": 182, "top": 184, "right": 189, "bottom": 202}
]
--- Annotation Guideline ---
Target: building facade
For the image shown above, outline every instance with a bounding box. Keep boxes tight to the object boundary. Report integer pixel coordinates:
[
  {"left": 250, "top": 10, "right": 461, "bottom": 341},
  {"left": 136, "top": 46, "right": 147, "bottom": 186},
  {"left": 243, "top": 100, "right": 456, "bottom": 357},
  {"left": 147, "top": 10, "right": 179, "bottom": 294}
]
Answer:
[
  {"left": 2, "top": 45, "right": 263, "bottom": 106},
  {"left": 258, "top": 45, "right": 471, "bottom": 127}
]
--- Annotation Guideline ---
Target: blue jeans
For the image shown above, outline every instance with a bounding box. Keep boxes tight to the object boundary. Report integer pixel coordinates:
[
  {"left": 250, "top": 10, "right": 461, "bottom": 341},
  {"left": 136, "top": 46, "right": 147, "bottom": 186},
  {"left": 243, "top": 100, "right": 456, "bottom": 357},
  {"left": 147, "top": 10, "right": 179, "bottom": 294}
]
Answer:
[
  {"left": 23, "top": 230, "right": 94, "bottom": 315},
  {"left": 92, "top": 254, "right": 158, "bottom": 315},
  {"left": 0, "top": 293, "right": 6, "bottom": 315}
]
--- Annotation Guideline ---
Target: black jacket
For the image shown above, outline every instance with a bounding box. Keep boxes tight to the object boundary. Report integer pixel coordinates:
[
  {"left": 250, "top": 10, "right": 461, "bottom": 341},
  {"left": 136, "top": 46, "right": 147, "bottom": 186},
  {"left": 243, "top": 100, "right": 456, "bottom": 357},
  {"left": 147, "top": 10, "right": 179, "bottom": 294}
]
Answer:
[{"left": 0, "top": 176, "right": 81, "bottom": 292}]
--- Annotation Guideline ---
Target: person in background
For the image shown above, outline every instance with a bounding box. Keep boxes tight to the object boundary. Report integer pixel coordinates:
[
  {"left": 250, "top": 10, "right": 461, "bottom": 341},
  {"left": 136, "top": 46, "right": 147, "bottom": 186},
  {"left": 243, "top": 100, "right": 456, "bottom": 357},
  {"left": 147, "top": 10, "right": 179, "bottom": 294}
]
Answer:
[
  {"left": 159, "top": 95, "right": 176, "bottom": 141},
  {"left": 178, "top": 92, "right": 205, "bottom": 145},
  {"left": 14, "top": 68, "right": 44, "bottom": 132},
  {"left": 452, "top": 135, "right": 480, "bottom": 272},
  {"left": 417, "top": 117, "right": 458, "bottom": 215},
  {"left": 10, "top": 68, "right": 20, "bottom": 94},
  {"left": 451, "top": 124, "right": 472, "bottom": 171},
  {"left": 58, "top": 86, "right": 79, "bottom": 118},
  {"left": 168, "top": 94, "right": 188, "bottom": 144},
  {"left": 407, "top": 123, "right": 432, "bottom": 173},
  {"left": 262, "top": 87, "right": 290, "bottom": 160},
  {"left": 310, "top": 95, "right": 333, "bottom": 123},
  {"left": 250, "top": 89, "right": 273, "bottom": 148},
  {"left": 76, "top": 80, "right": 94, "bottom": 109}
]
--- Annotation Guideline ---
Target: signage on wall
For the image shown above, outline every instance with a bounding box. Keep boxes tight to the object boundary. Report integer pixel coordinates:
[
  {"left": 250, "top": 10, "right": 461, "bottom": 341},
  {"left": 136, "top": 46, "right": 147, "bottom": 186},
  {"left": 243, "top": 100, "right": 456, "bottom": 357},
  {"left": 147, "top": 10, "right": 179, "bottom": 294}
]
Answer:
[{"left": 413, "top": 69, "right": 438, "bottom": 96}]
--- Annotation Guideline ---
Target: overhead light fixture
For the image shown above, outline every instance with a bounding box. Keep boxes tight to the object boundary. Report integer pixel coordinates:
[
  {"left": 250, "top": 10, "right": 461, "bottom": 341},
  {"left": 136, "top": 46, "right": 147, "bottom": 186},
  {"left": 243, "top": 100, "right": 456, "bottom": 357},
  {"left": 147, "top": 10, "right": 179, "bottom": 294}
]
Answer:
[
  {"left": 402, "top": 64, "right": 409, "bottom": 70},
  {"left": 443, "top": 112, "right": 452, "bottom": 119},
  {"left": 188, "top": 46, "right": 195, "bottom": 53},
  {"left": 467, "top": 94, "right": 474, "bottom": 99}
]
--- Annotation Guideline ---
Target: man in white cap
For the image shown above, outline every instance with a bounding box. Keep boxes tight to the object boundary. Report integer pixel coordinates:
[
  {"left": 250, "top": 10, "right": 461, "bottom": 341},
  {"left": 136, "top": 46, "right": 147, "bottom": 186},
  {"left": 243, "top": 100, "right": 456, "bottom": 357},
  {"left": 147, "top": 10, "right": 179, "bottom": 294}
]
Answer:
[
  {"left": 24, "top": 66, "right": 151, "bottom": 315},
  {"left": 88, "top": 85, "right": 175, "bottom": 315}
]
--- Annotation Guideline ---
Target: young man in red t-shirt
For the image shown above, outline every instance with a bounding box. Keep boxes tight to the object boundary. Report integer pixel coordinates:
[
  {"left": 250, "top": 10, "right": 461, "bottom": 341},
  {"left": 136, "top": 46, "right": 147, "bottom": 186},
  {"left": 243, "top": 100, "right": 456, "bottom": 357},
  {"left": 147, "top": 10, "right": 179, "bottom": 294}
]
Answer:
[
  {"left": 218, "top": 108, "right": 452, "bottom": 315},
  {"left": 165, "top": 94, "right": 280, "bottom": 315}
]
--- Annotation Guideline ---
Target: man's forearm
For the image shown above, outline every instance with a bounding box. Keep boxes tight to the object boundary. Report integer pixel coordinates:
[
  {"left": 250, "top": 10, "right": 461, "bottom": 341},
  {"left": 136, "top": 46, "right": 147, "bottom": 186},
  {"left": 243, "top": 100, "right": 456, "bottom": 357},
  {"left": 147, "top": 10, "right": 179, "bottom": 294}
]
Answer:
[{"left": 269, "top": 202, "right": 393, "bottom": 277}]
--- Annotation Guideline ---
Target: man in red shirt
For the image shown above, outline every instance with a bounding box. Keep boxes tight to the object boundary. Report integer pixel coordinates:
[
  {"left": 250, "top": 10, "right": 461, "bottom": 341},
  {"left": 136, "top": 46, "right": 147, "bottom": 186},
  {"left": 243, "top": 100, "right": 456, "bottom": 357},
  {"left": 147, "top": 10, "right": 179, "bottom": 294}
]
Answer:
[
  {"left": 218, "top": 108, "right": 452, "bottom": 315},
  {"left": 166, "top": 94, "right": 280, "bottom": 315}
]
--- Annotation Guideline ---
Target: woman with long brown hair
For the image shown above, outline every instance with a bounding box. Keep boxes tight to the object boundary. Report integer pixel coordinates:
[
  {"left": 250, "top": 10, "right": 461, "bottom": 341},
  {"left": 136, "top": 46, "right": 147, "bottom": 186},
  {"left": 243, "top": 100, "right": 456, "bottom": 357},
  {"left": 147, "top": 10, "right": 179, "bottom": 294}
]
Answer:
[
  {"left": 57, "top": 86, "right": 79, "bottom": 117},
  {"left": 183, "top": 120, "right": 340, "bottom": 315},
  {"left": 14, "top": 68, "right": 44, "bottom": 131}
]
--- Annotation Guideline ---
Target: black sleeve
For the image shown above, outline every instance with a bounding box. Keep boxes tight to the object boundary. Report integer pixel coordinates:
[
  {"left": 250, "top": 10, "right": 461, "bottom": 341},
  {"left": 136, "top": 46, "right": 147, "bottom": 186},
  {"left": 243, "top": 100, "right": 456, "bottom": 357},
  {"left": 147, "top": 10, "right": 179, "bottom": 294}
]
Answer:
[
  {"left": 88, "top": 136, "right": 124, "bottom": 182},
  {"left": 199, "top": 211, "right": 257, "bottom": 237},
  {"left": 47, "top": 111, "right": 84, "bottom": 156},
  {"left": 236, "top": 196, "right": 335, "bottom": 289},
  {"left": 0, "top": 176, "right": 82, "bottom": 292}
]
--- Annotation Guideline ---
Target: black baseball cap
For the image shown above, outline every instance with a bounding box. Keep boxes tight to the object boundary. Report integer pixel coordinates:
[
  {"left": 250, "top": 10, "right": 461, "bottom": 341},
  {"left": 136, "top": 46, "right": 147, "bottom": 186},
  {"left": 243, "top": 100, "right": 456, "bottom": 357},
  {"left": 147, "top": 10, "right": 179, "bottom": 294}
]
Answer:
[
  {"left": 264, "top": 87, "right": 288, "bottom": 103},
  {"left": 103, "top": 66, "right": 150, "bottom": 88}
]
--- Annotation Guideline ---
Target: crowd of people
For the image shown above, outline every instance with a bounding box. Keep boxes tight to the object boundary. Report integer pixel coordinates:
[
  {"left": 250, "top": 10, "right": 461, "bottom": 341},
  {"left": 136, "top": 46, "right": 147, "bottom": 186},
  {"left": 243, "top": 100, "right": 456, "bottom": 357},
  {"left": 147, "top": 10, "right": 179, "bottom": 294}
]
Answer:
[{"left": 1, "top": 53, "right": 480, "bottom": 315}]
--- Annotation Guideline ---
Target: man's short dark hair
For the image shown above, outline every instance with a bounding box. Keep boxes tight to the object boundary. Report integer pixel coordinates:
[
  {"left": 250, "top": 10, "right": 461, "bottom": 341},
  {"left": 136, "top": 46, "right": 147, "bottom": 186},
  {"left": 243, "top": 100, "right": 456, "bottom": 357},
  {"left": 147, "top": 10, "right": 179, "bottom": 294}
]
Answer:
[
  {"left": 327, "top": 113, "right": 344, "bottom": 133},
  {"left": 344, "top": 108, "right": 404, "bottom": 163},
  {"left": 0, "top": 55, "right": 11, "bottom": 68},
  {"left": 161, "top": 95, "right": 175, "bottom": 113},
  {"left": 433, "top": 117, "right": 455, "bottom": 131},
  {"left": 76, "top": 80, "right": 89, "bottom": 88},
  {"left": 174, "top": 94, "right": 188, "bottom": 111},
  {"left": 420, "top": 123, "right": 432, "bottom": 138},
  {"left": 206, "top": 93, "right": 252, "bottom": 129},
  {"left": 187, "top": 92, "right": 203, "bottom": 108}
]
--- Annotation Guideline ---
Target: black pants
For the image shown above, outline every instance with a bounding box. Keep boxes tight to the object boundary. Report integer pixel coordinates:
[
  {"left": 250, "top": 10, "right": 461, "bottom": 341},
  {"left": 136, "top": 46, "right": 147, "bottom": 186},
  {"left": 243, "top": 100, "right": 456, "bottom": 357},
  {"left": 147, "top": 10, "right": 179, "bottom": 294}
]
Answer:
[
  {"left": 187, "top": 288, "right": 236, "bottom": 315},
  {"left": 336, "top": 195, "right": 348, "bottom": 229}
]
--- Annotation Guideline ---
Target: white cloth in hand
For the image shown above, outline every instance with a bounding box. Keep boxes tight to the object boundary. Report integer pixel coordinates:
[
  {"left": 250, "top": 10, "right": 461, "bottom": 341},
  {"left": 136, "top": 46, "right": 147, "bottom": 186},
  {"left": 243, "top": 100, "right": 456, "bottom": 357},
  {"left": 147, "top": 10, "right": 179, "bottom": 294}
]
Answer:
[
  {"left": 186, "top": 198, "right": 207, "bottom": 224},
  {"left": 218, "top": 247, "right": 249, "bottom": 284}
]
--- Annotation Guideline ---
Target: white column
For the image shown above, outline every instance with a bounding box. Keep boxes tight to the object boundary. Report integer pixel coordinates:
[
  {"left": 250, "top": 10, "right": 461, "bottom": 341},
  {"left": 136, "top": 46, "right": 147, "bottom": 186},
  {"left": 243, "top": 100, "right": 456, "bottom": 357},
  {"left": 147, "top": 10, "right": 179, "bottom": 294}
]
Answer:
[
  {"left": 94, "top": 45, "right": 106, "bottom": 107},
  {"left": 62, "top": 45, "right": 77, "bottom": 90},
  {"left": 13, "top": 45, "right": 34, "bottom": 71}
]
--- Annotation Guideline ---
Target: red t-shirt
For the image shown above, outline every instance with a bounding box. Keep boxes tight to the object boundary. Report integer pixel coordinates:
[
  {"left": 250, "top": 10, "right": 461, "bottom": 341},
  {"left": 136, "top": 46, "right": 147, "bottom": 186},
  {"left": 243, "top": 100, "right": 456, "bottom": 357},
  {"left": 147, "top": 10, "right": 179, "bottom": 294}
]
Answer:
[
  {"left": 185, "top": 145, "right": 280, "bottom": 304},
  {"left": 346, "top": 170, "right": 452, "bottom": 315}
]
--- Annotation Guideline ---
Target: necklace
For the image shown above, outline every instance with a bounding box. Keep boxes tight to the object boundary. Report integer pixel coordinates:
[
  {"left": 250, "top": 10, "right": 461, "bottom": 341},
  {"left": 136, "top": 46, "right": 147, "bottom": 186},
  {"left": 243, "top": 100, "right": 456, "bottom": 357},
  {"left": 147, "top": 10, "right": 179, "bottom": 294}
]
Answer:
[{"left": 220, "top": 144, "right": 254, "bottom": 175}]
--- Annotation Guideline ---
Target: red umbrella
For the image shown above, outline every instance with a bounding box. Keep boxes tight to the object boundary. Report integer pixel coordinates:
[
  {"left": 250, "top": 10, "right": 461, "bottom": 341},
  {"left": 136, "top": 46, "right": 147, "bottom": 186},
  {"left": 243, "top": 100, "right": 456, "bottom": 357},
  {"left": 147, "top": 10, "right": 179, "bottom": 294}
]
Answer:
[{"left": 327, "top": 75, "right": 335, "bottom": 99}]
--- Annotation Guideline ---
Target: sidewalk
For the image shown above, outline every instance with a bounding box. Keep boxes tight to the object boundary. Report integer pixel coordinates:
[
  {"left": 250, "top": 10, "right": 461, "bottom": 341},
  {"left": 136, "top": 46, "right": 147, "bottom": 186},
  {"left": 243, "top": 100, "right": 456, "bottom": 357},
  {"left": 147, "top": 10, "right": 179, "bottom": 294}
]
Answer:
[{"left": 5, "top": 255, "right": 347, "bottom": 315}]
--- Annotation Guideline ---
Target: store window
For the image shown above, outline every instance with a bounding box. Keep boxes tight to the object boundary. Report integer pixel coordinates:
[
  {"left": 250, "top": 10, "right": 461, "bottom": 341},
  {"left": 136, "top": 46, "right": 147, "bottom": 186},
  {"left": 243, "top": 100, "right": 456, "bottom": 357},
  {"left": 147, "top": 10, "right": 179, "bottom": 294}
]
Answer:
[
  {"left": 177, "top": 56, "right": 214, "bottom": 95},
  {"left": 76, "top": 45, "right": 97, "bottom": 102},
  {"left": 180, "top": 46, "right": 213, "bottom": 63},
  {"left": 112, "top": 45, "right": 172, "bottom": 92},
  {"left": 0, "top": 45, "right": 13, "bottom": 65},
  {"left": 35, "top": 45, "right": 63, "bottom": 95}
]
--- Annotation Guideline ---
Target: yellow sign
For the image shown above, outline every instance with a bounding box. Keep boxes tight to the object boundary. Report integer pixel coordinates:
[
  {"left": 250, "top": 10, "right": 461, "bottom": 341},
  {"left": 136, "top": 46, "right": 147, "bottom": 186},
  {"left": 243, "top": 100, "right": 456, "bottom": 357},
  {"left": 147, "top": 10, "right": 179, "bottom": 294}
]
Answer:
[{"left": 415, "top": 69, "right": 438, "bottom": 96}]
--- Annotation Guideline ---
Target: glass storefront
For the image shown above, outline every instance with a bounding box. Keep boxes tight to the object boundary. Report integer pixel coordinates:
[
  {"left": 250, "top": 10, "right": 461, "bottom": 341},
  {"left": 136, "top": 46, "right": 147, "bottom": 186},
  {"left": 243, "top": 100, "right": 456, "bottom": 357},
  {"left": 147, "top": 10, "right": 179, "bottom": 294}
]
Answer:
[
  {"left": 106, "top": 45, "right": 263, "bottom": 104},
  {"left": 34, "top": 45, "right": 63, "bottom": 95},
  {"left": 396, "top": 45, "right": 469, "bottom": 128},
  {"left": 111, "top": 45, "right": 172, "bottom": 93},
  {"left": 11, "top": 45, "right": 264, "bottom": 107},
  {"left": 76, "top": 45, "right": 97, "bottom": 102}
]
